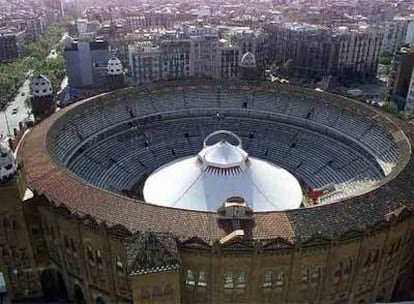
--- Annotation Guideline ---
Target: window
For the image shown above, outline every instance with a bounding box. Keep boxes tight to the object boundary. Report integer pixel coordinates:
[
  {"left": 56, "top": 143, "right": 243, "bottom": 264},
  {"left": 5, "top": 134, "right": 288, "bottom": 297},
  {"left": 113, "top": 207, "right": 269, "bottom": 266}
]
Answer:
[
  {"left": 275, "top": 272, "right": 285, "bottom": 288},
  {"left": 224, "top": 272, "right": 234, "bottom": 289},
  {"left": 263, "top": 271, "right": 272, "bottom": 288},
  {"left": 116, "top": 257, "right": 125, "bottom": 275},
  {"left": 153, "top": 286, "right": 162, "bottom": 298},
  {"left": 96, "top": 250, "right": 103, "bottom": 268},
  {"left": 70, "top": 239, "right": 77, "bottom": 255},
  {"left": 236, "top": 272, "right": 246, "bottom": 289},
  {"left": 185, "top": 270, "right": 195, "bottom": 286},
  {"left": 86, "top": 245, "right": 94, "bottom": 265},
  {"left": 64, "top": 236, "right": 70, "bottom": 251},
  {"left": 3, "top": 248, "right": 10, "bottom": 257},
  {"left": 3, "top": 218, "right": 10, "bottom": 229},
  {"left": 198, "top": 271, "right": 207, "bottom": 287},
  {"left": 31, "top": 224, "right": 40, "bottom": 235},
  {"left": 141, "top": 288, "right": 150, "bottom": 299},
  {"left": 164, "top": 284, "right": 173, "bottom": 296}
]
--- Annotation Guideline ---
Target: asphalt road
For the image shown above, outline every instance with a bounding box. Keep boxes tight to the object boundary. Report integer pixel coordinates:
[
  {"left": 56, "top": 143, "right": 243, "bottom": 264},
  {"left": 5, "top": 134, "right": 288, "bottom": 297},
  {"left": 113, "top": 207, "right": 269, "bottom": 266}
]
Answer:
[{"left": 0, "top": 73, "right": 33, "bottom": 144}]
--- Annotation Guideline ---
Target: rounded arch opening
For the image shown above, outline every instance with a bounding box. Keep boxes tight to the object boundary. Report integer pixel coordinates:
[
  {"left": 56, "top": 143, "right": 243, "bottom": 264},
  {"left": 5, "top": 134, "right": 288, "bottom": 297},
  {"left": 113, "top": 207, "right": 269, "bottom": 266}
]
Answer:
[
  {"left": 40, "top": 269, "right": 68, "bottom": 301},
  {"left": 74, "top": 284, "right": 86, "bottom": 304}
]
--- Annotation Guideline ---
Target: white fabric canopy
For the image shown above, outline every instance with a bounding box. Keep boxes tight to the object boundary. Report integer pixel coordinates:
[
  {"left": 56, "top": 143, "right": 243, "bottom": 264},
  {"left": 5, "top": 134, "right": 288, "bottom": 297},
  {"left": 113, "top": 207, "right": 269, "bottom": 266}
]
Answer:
[{"left": 143, "top": 136, "right": 303, "bottom": 212}]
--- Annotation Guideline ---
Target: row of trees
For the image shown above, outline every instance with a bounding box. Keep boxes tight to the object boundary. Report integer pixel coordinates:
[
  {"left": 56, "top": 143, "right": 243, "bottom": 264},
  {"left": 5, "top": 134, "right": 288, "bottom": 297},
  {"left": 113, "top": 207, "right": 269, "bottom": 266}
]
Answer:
[
  {"left": 33, "top": 56, "right": 66, "bottom": 92},
  {"left": 0, "top": 23, "right": 67, "bottom": 110},
  {"left": 0, "top": 60, "right": 28, "bottom": 109}
]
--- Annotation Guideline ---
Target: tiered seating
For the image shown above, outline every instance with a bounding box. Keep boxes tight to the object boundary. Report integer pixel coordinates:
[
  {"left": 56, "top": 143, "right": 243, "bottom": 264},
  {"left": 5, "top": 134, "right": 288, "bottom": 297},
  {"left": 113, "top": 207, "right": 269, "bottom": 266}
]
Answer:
[
  {"left": 67, "top": 117, "right": 384, "bottom": 200},
  {"left": 49, "top": 84, "right": 403, "bottom": 206}
]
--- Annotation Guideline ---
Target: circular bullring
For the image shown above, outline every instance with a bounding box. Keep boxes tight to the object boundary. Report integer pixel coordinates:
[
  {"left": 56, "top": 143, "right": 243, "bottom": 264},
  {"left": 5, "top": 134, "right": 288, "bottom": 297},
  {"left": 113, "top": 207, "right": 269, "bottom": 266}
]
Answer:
[{"left": 19, "top": 80, "right": 412, "bottom": 242}]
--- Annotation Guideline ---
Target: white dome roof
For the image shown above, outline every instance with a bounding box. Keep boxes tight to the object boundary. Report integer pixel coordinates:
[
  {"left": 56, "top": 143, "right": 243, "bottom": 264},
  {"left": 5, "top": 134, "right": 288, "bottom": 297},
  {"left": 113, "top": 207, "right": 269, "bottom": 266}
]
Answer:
[
  {"left": 143, "top": 131, "right": 303, "bottom": 212},
  {"left": 0, "top": 143, "right": 18, "bottom": 183},
  {"left": 107, "top": 56, "right": 123, "bottom": 76},
  {"left": 240, "top": 52, "right": 256, "bottom": 68},
  {"left": 32, "top": 75, "right": 53, "bottom": 97}
]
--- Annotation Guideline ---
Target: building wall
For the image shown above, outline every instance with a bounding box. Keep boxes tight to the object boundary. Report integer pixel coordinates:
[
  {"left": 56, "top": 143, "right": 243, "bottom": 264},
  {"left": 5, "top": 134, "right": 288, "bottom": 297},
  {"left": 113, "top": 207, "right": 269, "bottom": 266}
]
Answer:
[
  {"left": 0, "top": 170, "right": 413, "bottom": 304},
  {"left": 220, "top": 47, "right": 239, "bottom": 79},
  {"left": 406, "top": 20, "right": 414, "bottom": 44},
  {"left": 0, "top": 32, "right": 25, "bottom": 63},
  {"left": 189, "top": 36, "right": 219, "bottom": 79},
  {"left": 405, "top": 68, "right": 414, "bottom": 112},
  {"left": 266, "top": 24, "right": 382, "bottom": 80},
  {"left": 387, "top": 50, "right": 414, "bottom": 99},
  {"left": 381, "top": 19, "right": 409, "bottom": 55},
  {"left": 64, "top": 40, "right": 110, "bottom": 89},
  {"left": 0, "top": 174, "right": 41, "bottom": 300},
  {"left": 131, "top": 271, "right": 180, "bottom": 304}
]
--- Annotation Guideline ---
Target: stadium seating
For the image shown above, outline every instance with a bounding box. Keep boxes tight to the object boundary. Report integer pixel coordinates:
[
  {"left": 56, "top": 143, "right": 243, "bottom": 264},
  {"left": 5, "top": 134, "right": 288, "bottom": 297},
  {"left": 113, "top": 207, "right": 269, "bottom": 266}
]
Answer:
[{"left": 50, "top": 85, "right": 402, "bottom": 206}]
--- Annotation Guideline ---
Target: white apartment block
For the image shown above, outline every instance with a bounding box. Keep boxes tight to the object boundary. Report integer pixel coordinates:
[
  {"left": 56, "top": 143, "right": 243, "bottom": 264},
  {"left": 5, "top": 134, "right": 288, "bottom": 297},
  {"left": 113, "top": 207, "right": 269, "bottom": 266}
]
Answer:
[
  {"left": 128, "top": 42, "right": 162, "bottom": 84},
  {"left": 381, "top": 17, "right": 410, "bottom": 55}
]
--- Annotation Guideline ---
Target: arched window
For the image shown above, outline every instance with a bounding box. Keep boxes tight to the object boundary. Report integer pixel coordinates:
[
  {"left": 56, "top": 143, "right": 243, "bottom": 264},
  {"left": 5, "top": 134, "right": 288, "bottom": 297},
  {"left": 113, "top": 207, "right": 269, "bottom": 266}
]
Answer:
[
  {"left": 96, "top": 250, "right": 103, "bottom": 268},
  {"left": 141, "top": 288, "right": 150, "bottom": 299},
  {"left": 263, "top": 270, "right": 272, "bottom": 288},
  {"left": 198, "top": 271, "right": 207, "bottom": 287},
  {"left": 224, "top": 272, "right": 234, "bottom": 289},
  {"left": 236, "top": 272, "right": 246, "bottom": 289},
  {"left": 311, "top": 267, "right": 321, "bottom": 287},
  {"left": 164, "top": 284, "right": 173, "bottom": 296},
  {"left": 153, "top": 286, "right": 162, "bottom": 298},
  {"left": 95, "top": 296, "right": 105, "bottom": 304},
  {"left": 3, "top": 218, "right": 10, "bottom": 229},
  {"left": 51, "top": 227, "right": 56, "bottom": 240},
  {"left": 2, "top": 247, "right": 9, "bottom": 258},
  {"left": 185, "top": 270, "right": 195, "bottom": 286},
  {"left": 64, "top": 236, "right": 70, "bottom": 251},
  {"left": 300, "top": 267, "right": 309, "bottom": 284},
  {"left": 371, "top": 250, "right": 379, "bottom": 267},
  {"left": 116, "top": 257, "right": 125, "bottom": 275},
  {"left": 86, "top": 245, "right": 94, "bottom": 265},
  {"left": 333, "top": 263, "right": 342, "bottom": 283},
  {"left": 363, "top": 253, "right": 371, "bottom": 272},
  {"left": 344, "top": 258, "right": 353, "bottom": 277},
  {"left": 70, "top": 239, "right": 77, "bottom": 255},
  {"left": 275, "top": 272, "right": 285, "bottom": 288}
]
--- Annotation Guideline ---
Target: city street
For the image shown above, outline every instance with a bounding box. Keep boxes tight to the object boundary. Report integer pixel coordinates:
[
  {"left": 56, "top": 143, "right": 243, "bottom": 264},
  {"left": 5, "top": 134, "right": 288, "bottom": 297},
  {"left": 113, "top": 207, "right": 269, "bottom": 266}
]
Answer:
[{"left": 0, "top": 72, "right": 33, "bottom": 144}]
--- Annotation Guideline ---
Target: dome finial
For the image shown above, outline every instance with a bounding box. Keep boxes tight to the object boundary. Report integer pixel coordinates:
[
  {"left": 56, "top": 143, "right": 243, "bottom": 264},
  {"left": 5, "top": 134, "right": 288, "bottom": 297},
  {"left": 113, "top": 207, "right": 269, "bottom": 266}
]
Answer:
[
  {"left": 0, "top": 143, "right": 18, "bottom": 184},
  {"left": 240, "top": 52, "right": 256, "bottom": 68},
  {"left": 107, "top": 56, "right": 123, "bottom": 76},
  {"left": 32, "top": 75, "right": 53, "bottom": 97}
]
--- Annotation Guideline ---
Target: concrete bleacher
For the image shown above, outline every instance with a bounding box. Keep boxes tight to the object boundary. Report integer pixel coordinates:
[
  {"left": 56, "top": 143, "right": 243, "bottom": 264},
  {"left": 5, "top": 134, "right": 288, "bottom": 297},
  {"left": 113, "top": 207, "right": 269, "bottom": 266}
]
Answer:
[
  {"left": 49, "top": 84, "right": 402, "bottom": 207},
  {"left": 67, "top": 116, "right": 384, "bottom": 204}
]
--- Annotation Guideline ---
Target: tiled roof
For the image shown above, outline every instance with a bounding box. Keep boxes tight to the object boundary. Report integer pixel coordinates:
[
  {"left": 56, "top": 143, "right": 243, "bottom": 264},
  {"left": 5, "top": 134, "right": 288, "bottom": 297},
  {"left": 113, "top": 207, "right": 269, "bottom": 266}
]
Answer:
[{"left": 125, "top": 233, "right": 181, "bottom": 276}]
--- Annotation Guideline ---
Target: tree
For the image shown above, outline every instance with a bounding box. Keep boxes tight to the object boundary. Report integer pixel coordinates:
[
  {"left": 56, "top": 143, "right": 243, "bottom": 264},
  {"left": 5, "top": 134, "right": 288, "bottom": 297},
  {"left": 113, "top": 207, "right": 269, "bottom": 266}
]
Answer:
[
  {"left": 383, "top": 101, "right": 399, "bottom": 114},
  {"left": 379, "top": 52, "right": 393, "bottom": 65},
  {"left": 0, "top": 22, "right": 66, "bottom": 109}
]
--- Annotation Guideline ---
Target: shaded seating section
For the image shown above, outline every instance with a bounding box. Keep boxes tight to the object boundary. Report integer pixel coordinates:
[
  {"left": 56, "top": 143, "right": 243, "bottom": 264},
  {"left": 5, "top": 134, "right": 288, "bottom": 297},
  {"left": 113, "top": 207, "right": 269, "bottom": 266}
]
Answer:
[
  {"left": 49, "top": 84, "right": 402, "bottom": 206},
  {"left": 68, "top": 117, "right": 383, "bottom": 204}
]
